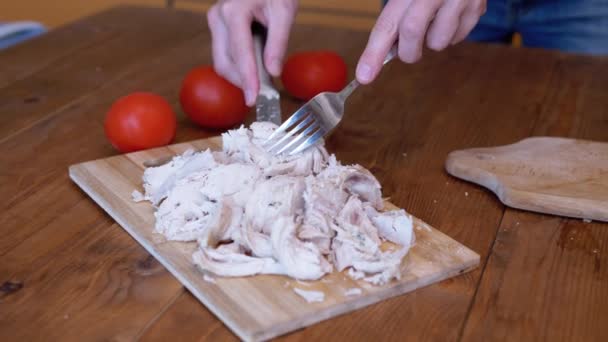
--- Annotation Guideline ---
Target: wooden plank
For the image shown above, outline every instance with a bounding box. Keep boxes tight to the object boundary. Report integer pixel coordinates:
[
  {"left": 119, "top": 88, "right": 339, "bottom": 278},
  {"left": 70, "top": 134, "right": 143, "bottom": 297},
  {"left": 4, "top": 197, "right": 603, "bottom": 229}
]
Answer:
[
  {"left": 0, "top": 9, "right": 216, "bottom": 341},
  {"left": 140, "top": 44, "right": 561, "bottom": 340},
  {"left": 295, "top": 10, "right": 376, "bottom": 31},
  {"left": 138, "top": 290, "right": 238, "bottom": 342},
  {"left": 0, "top": 8, "right": 370, "bottom": 340},
  {"left": 0, "top": 197, "right": 110, "bottom": 279},
  {"left": 0, "top": 23, "right": 217, "bottom": 253},
  {"left": 301, "top": 46, "right": 559, "bottom": 342},
  {"left": 0, "top": 6, "right": 204, "bottom": 143},
  {"left": 0, "top": 13, "right": 365, "bottom": 230},
  {"left": 461, "top": 54, "right": 608, "bottom": 341},
  {"left": 0, "top": 175, "right": 96, "bottom": 260},
  {"left": 461, "top": 212, "right": 608, "bottom": 341},
  {"left": 69, "top": 137, "right": 479, "bottom": 342},
  {"left": 176, "top": 0, "right": 381, "bottom": 15},
  {"left": 0, "top": 13, "right": 118, "bottom": 89},
  {"left": 0, "top": 218, "right": 185, "bottom": 342},
  {"left": 0, "top": 9, "right": 363, "bottom": 340},
  {"left": 446, "top": 137, "right": 608, "bottom": 222},
  {"left": 300, "top": 0, "right": 381, "bottom": 14},
  {"left": 2, "top": 5, "right": 604, "bottom": 341},
  {"left": 0, "top": 0, "right": 166, "bottom": 28},
  {"left": 172, "top": 1, "right": 377, "bottom": 32}
]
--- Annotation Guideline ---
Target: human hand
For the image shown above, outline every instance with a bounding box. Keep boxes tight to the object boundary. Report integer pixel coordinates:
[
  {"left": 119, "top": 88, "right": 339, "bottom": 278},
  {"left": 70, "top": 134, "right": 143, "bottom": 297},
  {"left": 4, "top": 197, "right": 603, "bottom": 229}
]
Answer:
[
  {"left": 207, "top": 0, "right": 298, "bottom": 106},
  {"left": 356, "top": 0, "right": 486, "bottom": 84}
]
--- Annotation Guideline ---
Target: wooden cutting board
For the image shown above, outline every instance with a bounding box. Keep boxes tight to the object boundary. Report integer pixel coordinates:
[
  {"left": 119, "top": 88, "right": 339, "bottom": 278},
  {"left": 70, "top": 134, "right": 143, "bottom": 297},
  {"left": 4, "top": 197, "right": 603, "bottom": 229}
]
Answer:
[
  {"left": 69, "top": 137, "right": 480, "bottom": 342},
  {"left": 446, "top": 137, "right": 608, "bottom": 222}
]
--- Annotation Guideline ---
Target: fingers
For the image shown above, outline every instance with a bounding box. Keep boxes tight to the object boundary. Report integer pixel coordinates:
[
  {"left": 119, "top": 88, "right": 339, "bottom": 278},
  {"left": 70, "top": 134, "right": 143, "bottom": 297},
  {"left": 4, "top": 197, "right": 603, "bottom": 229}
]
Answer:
[
  {"left": 397, "top": 0, "right": 443, "bottom": 63},
  {"left": 451, "top": 0, "right": 486, "bottom": 44},
  {"left": 208, "top": 0, "right": 299, "bottom": 105},
  {"left": 264, "top": 0, "right": 297, "bottom": 76},
  {"left": 208, "top": 5, "right": 241, "bottom": 88},
  {"left": 357, "top": 0, "right": 484, "bottom": 83},
  {"left": 356, "top": 0, "right": 410, "bottom": 84},
  {"left": 426, "top": 0, "right": 466, "bottom": 51},
  {"left": 220, "top": 2, "right": 258, "bottom": 106}
]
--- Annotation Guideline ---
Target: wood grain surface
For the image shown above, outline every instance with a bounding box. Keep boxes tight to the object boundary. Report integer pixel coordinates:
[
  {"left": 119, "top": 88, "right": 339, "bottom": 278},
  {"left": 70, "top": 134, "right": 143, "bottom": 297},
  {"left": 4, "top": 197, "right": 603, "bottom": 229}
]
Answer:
[
  {"left": 69, "top": 137, "right": 479, "bottom": 341},
  {"left": 1, "top": 6, "right": 607, "bottom": 342},
  {"left": 446, "top": 137, "right": 608, "bottom": 222},
  {"left": 462, "top": 58, "right": 608, "bottom": 342}
]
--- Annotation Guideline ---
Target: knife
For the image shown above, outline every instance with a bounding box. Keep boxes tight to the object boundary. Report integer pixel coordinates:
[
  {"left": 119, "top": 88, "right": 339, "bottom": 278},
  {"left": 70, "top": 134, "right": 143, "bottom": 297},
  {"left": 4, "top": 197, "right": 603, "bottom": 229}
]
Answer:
[{"left": 252, "top": 23, "right": 281, "bottom": 125}]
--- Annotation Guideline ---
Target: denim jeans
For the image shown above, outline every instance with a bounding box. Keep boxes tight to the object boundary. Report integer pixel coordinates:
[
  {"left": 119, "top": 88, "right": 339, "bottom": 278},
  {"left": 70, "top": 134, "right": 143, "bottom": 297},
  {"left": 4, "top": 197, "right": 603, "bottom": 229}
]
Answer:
[
  {"left": 380, "top": 0, "right": 608, "bottom": 55},
  {"left": 467, "top": 0, "right": 608, "bottom": 55},
  {"left": 0, "top": 22, "right": 46, "bottom": 50}
]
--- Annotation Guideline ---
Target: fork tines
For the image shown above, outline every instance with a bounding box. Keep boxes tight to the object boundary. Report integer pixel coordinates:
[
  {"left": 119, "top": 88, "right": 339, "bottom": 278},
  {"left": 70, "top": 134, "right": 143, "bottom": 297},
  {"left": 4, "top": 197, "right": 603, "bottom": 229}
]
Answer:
[{"left": 264, "top": 107, "right": 324, "bottom": 155}]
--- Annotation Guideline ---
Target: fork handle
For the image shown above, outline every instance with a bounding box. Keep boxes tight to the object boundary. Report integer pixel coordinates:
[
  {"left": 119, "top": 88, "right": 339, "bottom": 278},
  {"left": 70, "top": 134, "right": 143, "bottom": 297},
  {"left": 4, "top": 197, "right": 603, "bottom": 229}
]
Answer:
[
  {"left": 383, "top": 43, "right": 398, "bottom": 65},
  {"left": 252, "top": 22, "right": 272, "bottom": 87},
  {"left": 340, "top": 44, "right": 398, "bottom": 99},
  {"left": 339, "top": 79, "right": 360, "bottom": 99}
]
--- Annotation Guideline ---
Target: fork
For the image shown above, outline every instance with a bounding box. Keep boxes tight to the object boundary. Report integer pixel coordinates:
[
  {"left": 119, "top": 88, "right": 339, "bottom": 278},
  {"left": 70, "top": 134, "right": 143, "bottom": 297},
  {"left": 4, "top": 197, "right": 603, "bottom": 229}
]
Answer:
[{"left": 264, "top": 44, "right": 398, "bottom": 155}]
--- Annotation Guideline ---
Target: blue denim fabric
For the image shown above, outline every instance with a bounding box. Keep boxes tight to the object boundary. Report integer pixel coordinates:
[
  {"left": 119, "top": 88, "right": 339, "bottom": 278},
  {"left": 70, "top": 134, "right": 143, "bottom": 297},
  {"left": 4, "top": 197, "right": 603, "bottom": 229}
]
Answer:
[
  {"left": 0, "top": 22, "right": 47, "bottom": 50},
  {"left": 380, "top": 0, "right": 608, "bottom": 55},
  {"left": 467, "top": 0, "right": 608, "bottom": 55}
]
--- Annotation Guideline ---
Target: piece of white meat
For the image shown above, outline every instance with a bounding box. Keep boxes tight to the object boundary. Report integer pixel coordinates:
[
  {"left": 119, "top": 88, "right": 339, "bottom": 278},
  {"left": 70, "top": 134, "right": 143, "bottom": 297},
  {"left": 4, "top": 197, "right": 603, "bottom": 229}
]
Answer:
[
  {"left": 143, "top": 149, "right": 217, "bottom": 205},
  {"left": 271, "top": 216, "right": 332, "bottom": 280},
  {"left": 222, "top": 123, "right": 329, "bottom": 177},
  {"left": 364, "top": 204, "right": 415, "bottom": 249},
  {"left": 139, "top": 122, "right": 416, "bottom": 286},
  {"left": 236, "top": 176, "right": 305, "bottom": 257},
  {"left": 293, "top": 288, "right": 325, "bottom": 303},
  {"left": 179, "top": 163, "right": 261, "bottom": 207},
  {"left": 298, "top": 175, "right": 345, "bottom": 253},
  {"left": 197, "top": 198, "right": 242, "bottom": 248},
  {"left": 193, "top": 243, "right": 286, "bottom": 277},
  {"left": 317, "top": 156, "right": 383, "bottom": 209},
  {"left": 245, "top": 176, "right": 305, "bottom": 234},
  {"left": 154, "top": 184, "right": 223, "bottom": 242},
  {"left": 331, "top": 196, "right": 410, "bottom": 285}
]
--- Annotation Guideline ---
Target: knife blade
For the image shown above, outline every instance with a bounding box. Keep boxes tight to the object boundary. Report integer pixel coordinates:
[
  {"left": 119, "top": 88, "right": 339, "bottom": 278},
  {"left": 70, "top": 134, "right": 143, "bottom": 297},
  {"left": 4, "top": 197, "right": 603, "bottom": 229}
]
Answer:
[{"left": 252, "top": 23, "right": 281, "bottom": 125}]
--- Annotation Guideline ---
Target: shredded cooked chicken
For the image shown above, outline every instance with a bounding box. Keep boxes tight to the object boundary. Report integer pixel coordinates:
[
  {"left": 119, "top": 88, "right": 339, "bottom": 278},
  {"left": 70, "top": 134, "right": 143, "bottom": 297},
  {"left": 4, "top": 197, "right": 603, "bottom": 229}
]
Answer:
[
  {"left": 138, "top": 122, "right": 415, "bottom": 286},
  {"left": 344, "top": 288, "right": 363, "bottom": 297},
  {"left": 293, "top": 288, "right": 325, "bottom": 303}
]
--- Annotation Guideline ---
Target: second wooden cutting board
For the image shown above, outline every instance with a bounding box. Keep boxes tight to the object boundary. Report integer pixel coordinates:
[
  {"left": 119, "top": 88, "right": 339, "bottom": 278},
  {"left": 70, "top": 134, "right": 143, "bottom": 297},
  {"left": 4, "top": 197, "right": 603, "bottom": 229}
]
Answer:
[
  {"left": 69, "top": 137, "right": 479, "bottom": 342},
  {"left": 446, "top": 137, "right": 608, "bottom": 222}
]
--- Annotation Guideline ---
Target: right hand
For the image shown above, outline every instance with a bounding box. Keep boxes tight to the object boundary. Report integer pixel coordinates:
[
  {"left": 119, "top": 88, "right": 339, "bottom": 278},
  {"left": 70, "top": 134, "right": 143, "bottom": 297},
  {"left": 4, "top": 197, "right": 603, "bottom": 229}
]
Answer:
[
  {"left": 207, "top": 0, "right": 299, "bottom": 106},
  {"left": 356, "top": 0, "right": 486, "bottom": 84}
]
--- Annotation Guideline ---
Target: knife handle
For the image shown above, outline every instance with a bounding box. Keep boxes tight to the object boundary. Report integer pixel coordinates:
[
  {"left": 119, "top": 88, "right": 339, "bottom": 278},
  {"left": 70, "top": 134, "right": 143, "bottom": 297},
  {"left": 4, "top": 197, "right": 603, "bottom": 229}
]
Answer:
[{"left": 252, "top": 22, "right": 273, "bottom": 87}]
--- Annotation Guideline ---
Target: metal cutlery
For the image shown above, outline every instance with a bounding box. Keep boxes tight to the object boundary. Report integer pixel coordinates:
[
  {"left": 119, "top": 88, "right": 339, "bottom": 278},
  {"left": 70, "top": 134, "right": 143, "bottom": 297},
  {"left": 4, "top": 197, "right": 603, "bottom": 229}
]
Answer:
[
  {"left": 264, "top": 44, "right": 398, "bottom": 155},
  {"left": 252, "top": 23, "right": 281, "bottom": 125}
]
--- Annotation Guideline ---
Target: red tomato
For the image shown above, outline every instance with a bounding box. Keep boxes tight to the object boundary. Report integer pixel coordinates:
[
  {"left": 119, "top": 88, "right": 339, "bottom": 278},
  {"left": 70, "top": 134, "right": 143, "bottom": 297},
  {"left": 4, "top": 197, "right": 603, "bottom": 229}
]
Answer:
[
  {"left": 180, "top": 66, "right": 249, "bottom": 129},
  {"left": 281, "top": 51, "right": 348, "bottom": 100},
  {"left": 104, "top": 92, "right": 176, "bottom": 153}
]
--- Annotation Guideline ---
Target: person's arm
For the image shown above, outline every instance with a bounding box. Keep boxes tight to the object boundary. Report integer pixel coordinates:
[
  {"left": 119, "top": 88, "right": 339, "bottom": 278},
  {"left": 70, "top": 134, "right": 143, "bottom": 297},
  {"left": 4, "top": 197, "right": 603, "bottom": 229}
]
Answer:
[
  {"left": 356, "top": 0, "right": 486, "bottom": 83},
  {"left": 207, "top": 0, "right": 298, "bottom": 106}
]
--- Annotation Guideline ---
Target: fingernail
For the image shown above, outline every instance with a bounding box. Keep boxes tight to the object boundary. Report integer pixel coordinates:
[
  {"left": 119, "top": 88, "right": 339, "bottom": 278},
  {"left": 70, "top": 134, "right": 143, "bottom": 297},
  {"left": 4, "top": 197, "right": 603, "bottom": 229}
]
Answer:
[
  {"left": 245, "top": 89, "right": 255, "bottom": 106},
  {"left": 356, "top": 63, "right": 373, "bottom": 83}
]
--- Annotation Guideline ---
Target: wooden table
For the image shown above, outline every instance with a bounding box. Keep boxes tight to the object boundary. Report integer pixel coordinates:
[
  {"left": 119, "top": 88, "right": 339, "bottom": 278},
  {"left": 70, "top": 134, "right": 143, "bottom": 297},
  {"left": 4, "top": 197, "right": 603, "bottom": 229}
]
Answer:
[{"left": 1, "top": 6, "right": 607, "bottom": 341}]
